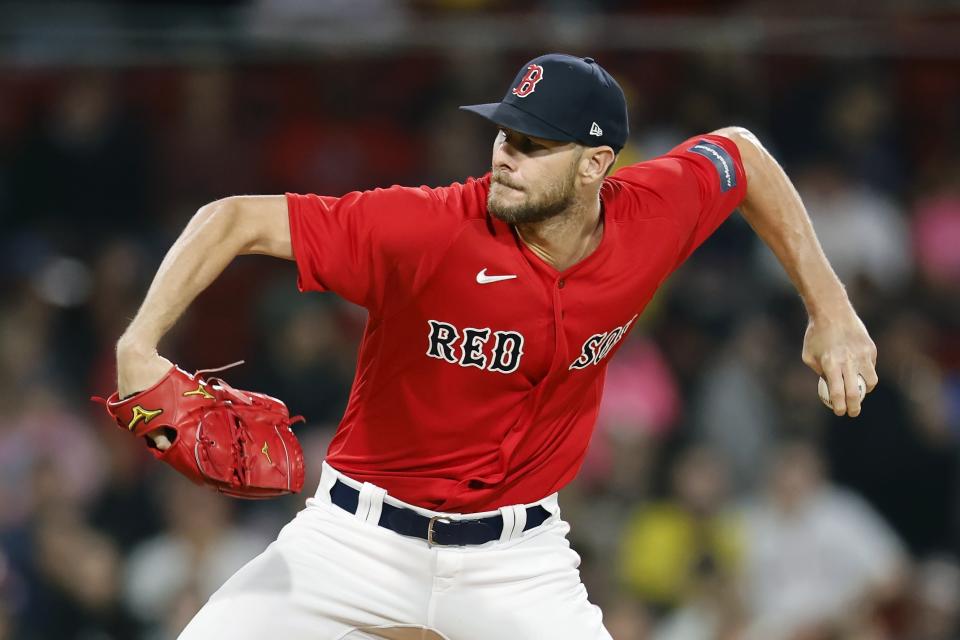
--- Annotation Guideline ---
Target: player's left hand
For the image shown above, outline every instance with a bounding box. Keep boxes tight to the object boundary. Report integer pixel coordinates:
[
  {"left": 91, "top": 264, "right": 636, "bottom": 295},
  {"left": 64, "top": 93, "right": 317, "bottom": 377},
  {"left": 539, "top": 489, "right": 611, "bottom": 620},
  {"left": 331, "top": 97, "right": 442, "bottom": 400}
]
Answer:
[
  {"left": 94, "top": 364, "right": 306, "bottom": 499},
  {"left": 801, "top": 308, "right": 878, "bottom": 417}
]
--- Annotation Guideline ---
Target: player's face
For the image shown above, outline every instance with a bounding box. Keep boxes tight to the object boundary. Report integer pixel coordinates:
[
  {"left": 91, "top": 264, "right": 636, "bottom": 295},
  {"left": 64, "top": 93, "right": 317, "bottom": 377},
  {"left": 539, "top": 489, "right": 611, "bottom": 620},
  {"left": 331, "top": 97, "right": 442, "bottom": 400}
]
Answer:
[{"left": 488, "top": 128, "right": 583, "bottom": 224}]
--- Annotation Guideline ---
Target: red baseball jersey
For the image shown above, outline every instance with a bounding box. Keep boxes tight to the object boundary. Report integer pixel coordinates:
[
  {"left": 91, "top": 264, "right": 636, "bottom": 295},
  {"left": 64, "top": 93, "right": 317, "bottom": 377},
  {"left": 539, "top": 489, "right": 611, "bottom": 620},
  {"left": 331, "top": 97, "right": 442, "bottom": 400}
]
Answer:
[{"left": 286, "top": 133, "right": 747, "bottom": 512}]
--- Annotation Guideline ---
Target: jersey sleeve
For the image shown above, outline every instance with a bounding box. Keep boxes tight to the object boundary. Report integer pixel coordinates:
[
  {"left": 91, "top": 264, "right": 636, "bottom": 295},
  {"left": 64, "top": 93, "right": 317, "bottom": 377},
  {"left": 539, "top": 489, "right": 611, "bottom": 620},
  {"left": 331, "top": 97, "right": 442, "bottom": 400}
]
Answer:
[
  {"left": 612, "top": 133, "right": 748, "bottom": 268},
  {"left": 286, "top": 181, "right": 482, "bottom": 311}
]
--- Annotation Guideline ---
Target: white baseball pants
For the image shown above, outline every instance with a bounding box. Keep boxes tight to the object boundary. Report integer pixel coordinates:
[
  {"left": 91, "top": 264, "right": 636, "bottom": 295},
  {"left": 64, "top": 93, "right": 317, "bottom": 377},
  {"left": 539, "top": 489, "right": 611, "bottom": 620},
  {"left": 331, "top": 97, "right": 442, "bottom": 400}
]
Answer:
[{"left": 177, "top": 461, "right": 611, "bottom": 640}]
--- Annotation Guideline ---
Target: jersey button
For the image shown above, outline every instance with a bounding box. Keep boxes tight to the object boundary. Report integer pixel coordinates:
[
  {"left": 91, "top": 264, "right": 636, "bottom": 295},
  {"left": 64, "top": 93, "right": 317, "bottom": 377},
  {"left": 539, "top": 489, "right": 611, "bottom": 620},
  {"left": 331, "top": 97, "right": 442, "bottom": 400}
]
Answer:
[{"left": 558, "top": 279, "right": 566, "bottom": 289}]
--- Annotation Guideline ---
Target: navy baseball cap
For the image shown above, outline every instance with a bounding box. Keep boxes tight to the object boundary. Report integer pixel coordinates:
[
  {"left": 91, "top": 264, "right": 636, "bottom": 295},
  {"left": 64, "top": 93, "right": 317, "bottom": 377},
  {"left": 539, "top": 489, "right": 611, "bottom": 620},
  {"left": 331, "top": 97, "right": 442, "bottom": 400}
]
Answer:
[{"left": 460, "top": 53, "right": 629, "bottom": 152}]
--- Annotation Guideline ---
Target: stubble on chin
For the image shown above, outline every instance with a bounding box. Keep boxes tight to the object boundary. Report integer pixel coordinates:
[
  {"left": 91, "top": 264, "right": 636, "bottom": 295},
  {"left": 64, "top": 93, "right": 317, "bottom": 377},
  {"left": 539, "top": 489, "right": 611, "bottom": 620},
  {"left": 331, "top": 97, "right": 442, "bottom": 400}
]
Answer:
[
  {"left": 487, "top": 179, "right": 573, "bottom": 225},
  {"left": 488, "top": 183, "right": 528, "bottom": 224}
]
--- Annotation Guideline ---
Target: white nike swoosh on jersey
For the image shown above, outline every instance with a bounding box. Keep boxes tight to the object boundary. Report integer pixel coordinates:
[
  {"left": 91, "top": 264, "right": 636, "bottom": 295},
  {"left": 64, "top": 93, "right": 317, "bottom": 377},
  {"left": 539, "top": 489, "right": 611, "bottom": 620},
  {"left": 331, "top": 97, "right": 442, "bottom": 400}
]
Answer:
[{"left": 476, "top": 268, "right": 518, "bottom": 284}]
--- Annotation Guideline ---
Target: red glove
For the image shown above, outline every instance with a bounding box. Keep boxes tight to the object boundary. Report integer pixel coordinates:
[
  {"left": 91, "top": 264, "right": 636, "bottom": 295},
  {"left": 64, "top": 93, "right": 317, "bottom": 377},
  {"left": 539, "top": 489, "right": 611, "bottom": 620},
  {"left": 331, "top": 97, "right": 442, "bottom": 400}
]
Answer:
[{"left": 94, "top": 365, "right": 305, "bottom": 499}]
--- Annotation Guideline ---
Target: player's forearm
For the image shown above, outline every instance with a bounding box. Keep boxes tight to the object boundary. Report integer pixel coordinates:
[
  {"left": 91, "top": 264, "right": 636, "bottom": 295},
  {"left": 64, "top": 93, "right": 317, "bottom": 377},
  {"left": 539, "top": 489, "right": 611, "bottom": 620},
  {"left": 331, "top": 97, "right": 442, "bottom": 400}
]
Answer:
[
  {"left": 118, "top": 198, "right": 252, "bottom": 351},
  {"left": 722, "top": 127, "right": 851, "bottom": 319}
]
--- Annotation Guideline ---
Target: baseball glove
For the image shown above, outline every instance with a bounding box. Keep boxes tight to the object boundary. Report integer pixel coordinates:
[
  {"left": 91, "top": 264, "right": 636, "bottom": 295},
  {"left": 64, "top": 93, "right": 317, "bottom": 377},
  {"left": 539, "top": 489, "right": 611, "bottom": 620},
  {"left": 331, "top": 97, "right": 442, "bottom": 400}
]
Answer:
[{"left": 93, "top": 364, "right": 305, "bottom": 499}]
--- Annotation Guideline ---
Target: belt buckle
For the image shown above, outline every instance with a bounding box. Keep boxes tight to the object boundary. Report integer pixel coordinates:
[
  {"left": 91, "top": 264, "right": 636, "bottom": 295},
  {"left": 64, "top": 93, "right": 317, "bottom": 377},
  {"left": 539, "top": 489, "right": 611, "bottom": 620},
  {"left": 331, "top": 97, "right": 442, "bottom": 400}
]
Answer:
[{"left": 427, "top": 515, "right": 453, "bottom": 546}]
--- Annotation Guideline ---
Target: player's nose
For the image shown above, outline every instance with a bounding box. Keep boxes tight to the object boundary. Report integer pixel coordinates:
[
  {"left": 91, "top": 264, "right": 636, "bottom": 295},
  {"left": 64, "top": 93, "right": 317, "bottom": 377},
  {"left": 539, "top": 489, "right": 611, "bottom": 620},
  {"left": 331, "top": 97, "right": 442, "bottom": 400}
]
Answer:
[{"left": 492, "top": 137, "right": 518, "bottom": 173}]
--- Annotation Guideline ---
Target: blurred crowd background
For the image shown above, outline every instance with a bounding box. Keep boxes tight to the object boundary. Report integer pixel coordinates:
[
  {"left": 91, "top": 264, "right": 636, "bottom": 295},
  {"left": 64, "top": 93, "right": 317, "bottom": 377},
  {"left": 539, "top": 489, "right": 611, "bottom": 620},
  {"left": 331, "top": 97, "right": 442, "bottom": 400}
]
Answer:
[{"left": 1, "top": 1, "right": 959, "bottom": 639}]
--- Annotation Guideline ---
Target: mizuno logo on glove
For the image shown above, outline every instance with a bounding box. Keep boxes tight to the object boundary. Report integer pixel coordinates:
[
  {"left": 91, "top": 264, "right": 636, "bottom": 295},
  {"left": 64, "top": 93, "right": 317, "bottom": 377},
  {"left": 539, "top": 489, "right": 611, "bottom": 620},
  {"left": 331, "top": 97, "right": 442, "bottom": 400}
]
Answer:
[{"left": 127, "top": 405, "right": 163, "bottom": 430}]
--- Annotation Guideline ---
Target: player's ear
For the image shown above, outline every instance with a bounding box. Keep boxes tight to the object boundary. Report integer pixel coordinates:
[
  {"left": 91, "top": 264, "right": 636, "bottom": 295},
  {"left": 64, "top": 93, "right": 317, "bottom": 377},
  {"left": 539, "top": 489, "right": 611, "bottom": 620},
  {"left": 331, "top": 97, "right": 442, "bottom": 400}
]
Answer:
[{"left": 581, "top": 146, "right": 615, "bottom": 183}]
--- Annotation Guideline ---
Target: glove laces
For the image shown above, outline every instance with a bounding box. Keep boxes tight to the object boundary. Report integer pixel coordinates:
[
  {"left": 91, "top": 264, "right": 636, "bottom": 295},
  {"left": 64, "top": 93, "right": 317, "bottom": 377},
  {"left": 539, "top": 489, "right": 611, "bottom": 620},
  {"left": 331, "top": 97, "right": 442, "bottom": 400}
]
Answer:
[{"left": 194, "top": 360, "right": 245, "bottom": 377}]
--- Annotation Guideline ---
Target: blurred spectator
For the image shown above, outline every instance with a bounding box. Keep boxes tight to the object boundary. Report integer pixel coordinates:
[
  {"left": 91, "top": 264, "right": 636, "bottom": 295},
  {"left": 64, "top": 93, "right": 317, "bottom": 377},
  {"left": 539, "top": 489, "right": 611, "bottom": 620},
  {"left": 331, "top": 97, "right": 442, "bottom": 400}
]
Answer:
[
  {"left": 6, "top": 71, "right": 151, "bottom": 252},
  {"left": 653, "top": 586, "right": 745, "bottom": 640},
  {"left": 581, "top": 333, "right": 681, "bottom": 486},
  {"left": 692, "top": 314, "right": 782, "bottom": 493},
  {"left": 757, "top": 160, "right": 912, "bottom": 295},
  {"left": 22, "top": 509, "right": 141, "bottom": 640},
  {"left": 0, "top": 385, "right": 107, "bottom": 531},
  {"left": 0, "top": 293, "right": 56, "bottom": 396},
  {"left": 603, "top": 596, "right": 653, "bottom": 640},
  {"left": 252, "top": 281, "right": 358, "bottom": 429},
  {"left": 774, "top": 357, "right": 833, "bottom": 439},
  {"left": 741, "top": 439, "right": 907, "bottom": 640},
  {"left": 77, "top": 238, "right": 157, "bottom": 394},
  {"left": 0, "top": 603, "right": 9, "bottom": 640},
  {"left": 155, "top": 67, "right": 260, "bottom": 215},
  {"left": 87, "top": 430, "right": 165, "bottom": 552},
  {"left": 619, "top": 445, "right": 742, "bottom": 620},
  {"left": 562, "top": 334, "right": 683, "bottom": 607},
  {"left": 597, "top": 334, "right": 682, "bottom": 441},
  {"left": 824, "top": 77, "right": 903, "bottom": 194},
  {"left": 422, "top": 101, "right": 492, "bottom": 186},
  {"left": 825, "top": 310, "right": 959, "bottom": 556},
  {"left": 912, "top": 163, "right": 960, "bottom": 289},
  {"left": 124, "top": 473, "right": 269, "bottom": 638},
  {"left": 905, "top": 555, "right": 960, "bottom": 640},
  {"left": 0, "top": 546, "right": 13, "bottom": 640}
]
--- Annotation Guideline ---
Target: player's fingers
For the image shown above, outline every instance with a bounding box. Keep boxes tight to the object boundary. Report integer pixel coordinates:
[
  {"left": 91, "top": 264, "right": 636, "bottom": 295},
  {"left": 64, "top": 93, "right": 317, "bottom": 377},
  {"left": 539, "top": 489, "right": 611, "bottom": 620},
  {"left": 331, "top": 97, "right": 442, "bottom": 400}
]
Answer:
[
  {"left": 860, "top": 359, "right": 879, "bottom": 394},
  {"left": 842, "top": 362, "right": 862, "bottom": 417},
  {"left": 147, "top": 428, "right": 172, "bottom": 451},
  {"left": 801, "top": 346, "right": 822, "bottom": 376},
  {"left": 824, "top": 363, "right": 846, "bottom": 416}
]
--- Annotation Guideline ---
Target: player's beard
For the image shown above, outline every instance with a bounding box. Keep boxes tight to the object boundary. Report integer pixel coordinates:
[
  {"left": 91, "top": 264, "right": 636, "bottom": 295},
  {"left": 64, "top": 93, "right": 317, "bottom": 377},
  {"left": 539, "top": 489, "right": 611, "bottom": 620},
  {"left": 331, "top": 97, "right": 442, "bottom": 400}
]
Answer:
[{"left": 487, "top": 160, "right": 578, "bottom": 225}]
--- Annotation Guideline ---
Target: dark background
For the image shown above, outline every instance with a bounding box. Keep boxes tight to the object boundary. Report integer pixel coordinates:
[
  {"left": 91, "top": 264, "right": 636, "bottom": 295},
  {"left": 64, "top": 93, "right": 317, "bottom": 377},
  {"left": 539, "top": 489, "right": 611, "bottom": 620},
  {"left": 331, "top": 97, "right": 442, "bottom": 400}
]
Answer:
[{"left": 1, "top": 1, "right": 959, "bottom": 638}]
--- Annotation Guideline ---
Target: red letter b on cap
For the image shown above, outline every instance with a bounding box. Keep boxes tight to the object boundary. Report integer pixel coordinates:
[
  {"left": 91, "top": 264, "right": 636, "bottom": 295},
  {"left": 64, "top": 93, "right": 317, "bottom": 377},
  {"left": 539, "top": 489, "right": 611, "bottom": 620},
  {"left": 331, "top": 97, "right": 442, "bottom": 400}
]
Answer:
[{"left": 512, "top": 64, "right": 544, "bottom": 98}]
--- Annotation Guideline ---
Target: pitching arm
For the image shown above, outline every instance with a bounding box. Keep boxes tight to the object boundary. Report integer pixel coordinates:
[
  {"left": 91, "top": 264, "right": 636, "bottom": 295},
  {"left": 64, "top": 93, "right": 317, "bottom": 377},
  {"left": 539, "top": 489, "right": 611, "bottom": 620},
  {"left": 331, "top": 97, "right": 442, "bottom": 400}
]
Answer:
[
  {"left": 117, "top": 195, "right": 291, "bottom": 398},
  {"left": 714, "top": 126, "right": 878, "bottom": 417}
]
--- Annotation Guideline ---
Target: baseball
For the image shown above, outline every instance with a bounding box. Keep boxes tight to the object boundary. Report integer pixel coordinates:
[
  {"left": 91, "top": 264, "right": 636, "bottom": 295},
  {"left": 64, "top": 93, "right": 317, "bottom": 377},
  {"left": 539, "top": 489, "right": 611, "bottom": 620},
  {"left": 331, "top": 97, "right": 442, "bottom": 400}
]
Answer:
[{"left": 818, "top": 374, "right": 866, "bottom": 410}]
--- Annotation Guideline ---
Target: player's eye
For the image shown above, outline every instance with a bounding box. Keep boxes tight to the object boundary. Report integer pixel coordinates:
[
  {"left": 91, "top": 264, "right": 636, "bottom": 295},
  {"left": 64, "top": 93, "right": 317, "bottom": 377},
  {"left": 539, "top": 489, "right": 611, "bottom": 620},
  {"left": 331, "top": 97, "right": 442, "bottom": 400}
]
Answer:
[
  {"left": 521, "top": 137, "right": 544, "bottom": 152},
  {"left": 513, "top": 134, "right": 538, "bottom": 152},
  {"left": 498, "top": 128, "right": 544, "bottom": 154}
]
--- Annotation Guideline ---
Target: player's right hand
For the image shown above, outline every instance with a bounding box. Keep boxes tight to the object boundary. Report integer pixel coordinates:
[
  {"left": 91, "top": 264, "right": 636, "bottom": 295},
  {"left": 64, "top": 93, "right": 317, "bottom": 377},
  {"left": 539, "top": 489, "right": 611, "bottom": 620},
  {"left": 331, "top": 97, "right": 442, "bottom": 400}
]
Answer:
[{"left": 116, "top": 341, "right": 175, "bottom": 450}]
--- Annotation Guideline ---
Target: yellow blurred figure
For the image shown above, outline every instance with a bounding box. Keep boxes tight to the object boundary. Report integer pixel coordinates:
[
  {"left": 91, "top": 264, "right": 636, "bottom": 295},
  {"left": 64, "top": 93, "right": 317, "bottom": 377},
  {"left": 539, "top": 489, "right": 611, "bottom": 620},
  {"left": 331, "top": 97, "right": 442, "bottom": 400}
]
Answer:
[{"left": 618, "top": 446, "right": 742, "bottom": 610}]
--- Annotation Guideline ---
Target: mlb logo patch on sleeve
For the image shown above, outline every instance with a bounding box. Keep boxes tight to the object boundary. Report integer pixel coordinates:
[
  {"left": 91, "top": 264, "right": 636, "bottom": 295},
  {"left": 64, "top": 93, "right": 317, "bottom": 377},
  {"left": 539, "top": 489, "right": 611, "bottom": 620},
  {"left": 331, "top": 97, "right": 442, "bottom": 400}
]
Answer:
[{"left": 687, "top": 139, "right": 737, "bottom": 192}]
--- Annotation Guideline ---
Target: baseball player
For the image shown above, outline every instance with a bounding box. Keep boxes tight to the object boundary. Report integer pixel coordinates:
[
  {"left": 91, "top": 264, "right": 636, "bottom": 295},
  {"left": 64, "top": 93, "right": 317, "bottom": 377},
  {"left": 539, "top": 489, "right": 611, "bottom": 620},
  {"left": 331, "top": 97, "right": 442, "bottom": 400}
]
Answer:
[{"left": 113, "top": 54, "right": 878, "bottom": 639}]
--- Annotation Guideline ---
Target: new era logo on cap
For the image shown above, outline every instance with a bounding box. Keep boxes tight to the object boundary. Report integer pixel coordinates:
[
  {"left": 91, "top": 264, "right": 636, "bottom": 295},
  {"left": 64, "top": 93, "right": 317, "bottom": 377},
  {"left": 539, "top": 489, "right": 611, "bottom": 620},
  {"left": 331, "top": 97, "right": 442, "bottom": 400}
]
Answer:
[{"left": 459, "top": 53, "right": 629, "bottom": 152}]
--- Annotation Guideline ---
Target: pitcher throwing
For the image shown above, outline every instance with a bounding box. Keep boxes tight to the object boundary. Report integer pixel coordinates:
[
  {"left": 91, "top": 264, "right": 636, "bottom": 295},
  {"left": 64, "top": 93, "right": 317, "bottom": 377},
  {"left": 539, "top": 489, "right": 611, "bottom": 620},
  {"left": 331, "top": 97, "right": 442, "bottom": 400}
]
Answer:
[{"left": 111, "top": 54, "right": 878, "bottom": 639}]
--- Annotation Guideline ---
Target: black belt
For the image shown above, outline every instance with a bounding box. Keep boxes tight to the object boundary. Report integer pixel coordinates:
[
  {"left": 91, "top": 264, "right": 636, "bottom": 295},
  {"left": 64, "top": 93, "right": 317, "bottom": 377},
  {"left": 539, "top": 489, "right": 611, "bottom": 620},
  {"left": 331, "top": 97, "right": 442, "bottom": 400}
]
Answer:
[{"left": 329, "top": 479, "right": 551, "bottom": 546}]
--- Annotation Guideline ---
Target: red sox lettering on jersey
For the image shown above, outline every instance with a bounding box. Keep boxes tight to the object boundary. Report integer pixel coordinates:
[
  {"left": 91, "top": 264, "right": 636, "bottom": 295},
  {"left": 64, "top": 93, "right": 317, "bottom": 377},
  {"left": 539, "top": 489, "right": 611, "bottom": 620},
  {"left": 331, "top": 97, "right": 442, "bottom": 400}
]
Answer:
[
  {"left": 568, "top": 314, "right": 638, "bottom": 370},
  {"left": 426, "top": 320, "right": 524, "bottom": 374},
  {"left": 426, "top": 314, "right": 637, "bottom": 374},
  {"left": 286, "top": 134, "right": 746, "bottom": 512}
]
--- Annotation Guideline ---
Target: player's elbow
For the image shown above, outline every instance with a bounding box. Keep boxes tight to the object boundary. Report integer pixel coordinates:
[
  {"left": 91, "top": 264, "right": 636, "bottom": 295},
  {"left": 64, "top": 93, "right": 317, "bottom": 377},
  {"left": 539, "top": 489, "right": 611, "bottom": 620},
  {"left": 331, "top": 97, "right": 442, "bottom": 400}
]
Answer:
[
  {"left": 194, "top": 195, "right": 237, "bottom": 224},
  {"left": 186, "top": 196, "right": 255, "bottom": 256},
  {"left": 712, "top": 126, "right": 766, "bottom": 186},
  {"left": 712, "top": 126, "right": 761, "bottom": 153},
  {"left": 192, "top": 196, "right": 246, "bottom": 246},
  {"left": 213, "top": 195, "right": 293, "bottom": 259}
]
